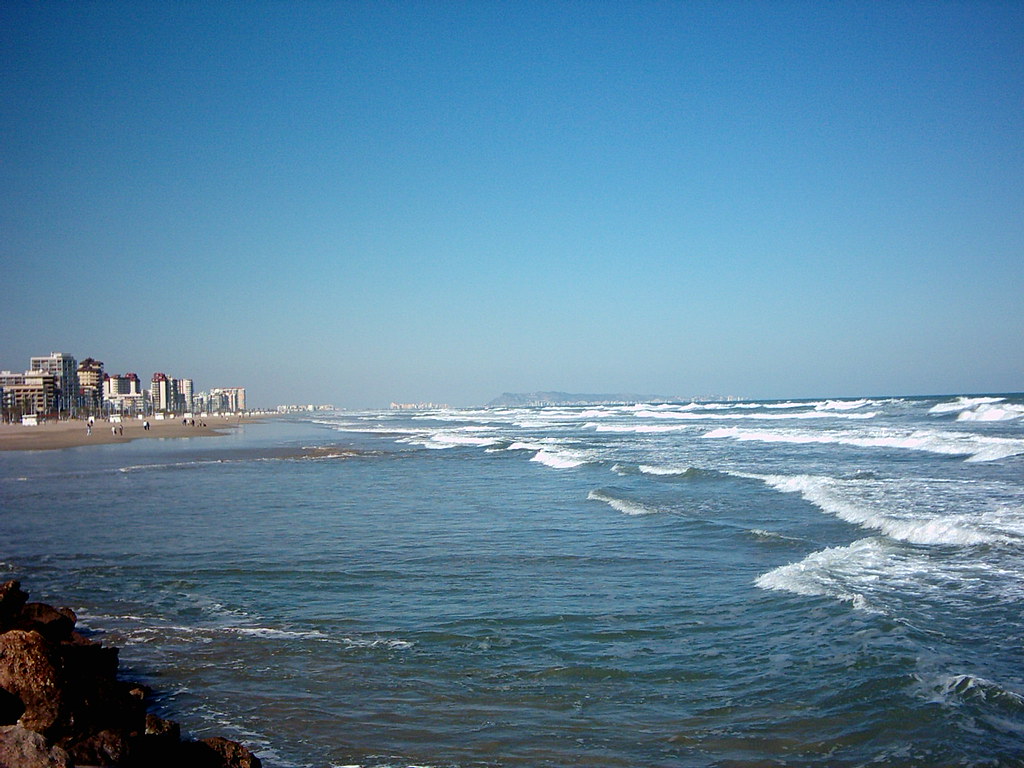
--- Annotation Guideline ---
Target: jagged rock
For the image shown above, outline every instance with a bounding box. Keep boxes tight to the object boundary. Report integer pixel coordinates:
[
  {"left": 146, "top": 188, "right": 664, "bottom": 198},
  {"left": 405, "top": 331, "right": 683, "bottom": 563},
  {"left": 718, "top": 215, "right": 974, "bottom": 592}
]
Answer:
[
  {"left": 0, "top": 583, "right": 28, "bottom": 631},
  {"left": 179, "top": 736, "right": 263, "bottom": 768},
  {"left": 131, "top": 715, "right": 183, "bottom": 767},
  {"left": 17, "top": 605, "right": 75, "bottom": 643},
  {"left": 60, "top": 634, "right": 120, "bottom": 680},
  {"left": 0, "top": 585, "right": 264, "bottom": 767},
  {"left": 0, "top": 724, "right": 72, "bottom": 768},
  {"left": 0, "top": 630, "right": 64, "bottom": 736},
  {"left": 68, "top": 727, "right": 135, "bottom": 766},
  {"left": 144, "top": 713, "right": 180, "bottom": 741}
]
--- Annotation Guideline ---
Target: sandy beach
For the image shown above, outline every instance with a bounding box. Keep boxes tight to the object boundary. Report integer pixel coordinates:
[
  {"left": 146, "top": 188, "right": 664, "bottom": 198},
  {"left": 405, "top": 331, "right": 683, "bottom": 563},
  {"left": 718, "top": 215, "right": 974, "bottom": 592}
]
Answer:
[{"left": 0, "top": 415, "right": 258, "bottom": 452}]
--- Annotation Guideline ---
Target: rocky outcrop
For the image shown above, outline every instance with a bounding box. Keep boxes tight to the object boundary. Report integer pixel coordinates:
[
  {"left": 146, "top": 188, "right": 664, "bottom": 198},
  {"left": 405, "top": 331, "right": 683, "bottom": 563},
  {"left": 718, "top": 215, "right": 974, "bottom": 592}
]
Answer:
[{"left": 0, "top": 581, "right": 261, "bottom": 768}]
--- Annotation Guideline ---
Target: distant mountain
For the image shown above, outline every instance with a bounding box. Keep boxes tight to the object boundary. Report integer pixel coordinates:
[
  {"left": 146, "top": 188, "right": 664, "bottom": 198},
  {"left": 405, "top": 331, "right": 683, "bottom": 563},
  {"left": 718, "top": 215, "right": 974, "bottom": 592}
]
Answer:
[{"left": 486, "top": 392, "right": 679, "bottom": 407}]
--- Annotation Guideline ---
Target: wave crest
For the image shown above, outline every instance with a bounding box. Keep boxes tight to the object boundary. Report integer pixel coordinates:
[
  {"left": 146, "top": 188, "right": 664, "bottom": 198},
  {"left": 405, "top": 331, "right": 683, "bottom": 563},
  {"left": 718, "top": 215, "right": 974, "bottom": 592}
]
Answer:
[{"left": 587, "top": 489, "right": 662, "bottom": 516}]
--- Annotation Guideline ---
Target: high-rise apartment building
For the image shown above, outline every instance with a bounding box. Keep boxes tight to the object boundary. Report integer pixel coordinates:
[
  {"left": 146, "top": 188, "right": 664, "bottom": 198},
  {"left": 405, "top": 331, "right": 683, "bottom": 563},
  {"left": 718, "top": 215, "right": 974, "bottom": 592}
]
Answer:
[
  {"left": 30, "top": 352, "right": 78, "bottom": 413},
  {"left": 104, "top": 373, "right": 144, "bottom": 414},
  {"left": 175, "top": 378, "right": 193, "bottom": 413},
  {"left": 0, "top": 370, "right": 57, "bottom": 416},
  {"left": 77, "top": 357, "right": 104, "bottom": 408},
  {"left": 150, "top": 373, "right": 174, "bottom": 413},
  {"left": 209, "top": 387, "right": 246, "bottom": 413}
]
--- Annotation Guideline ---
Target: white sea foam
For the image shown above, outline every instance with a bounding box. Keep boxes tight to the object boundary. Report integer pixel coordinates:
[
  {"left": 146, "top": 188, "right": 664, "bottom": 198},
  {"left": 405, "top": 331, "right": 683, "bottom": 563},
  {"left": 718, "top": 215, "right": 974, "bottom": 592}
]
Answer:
[
  {"left": 587, "top": 489, "right": 662, "bottom": 516},
  {"left": 638, "top": 464, "right": 694, "bottom": 476},
  {"left": 749, "top": 473, "right": 999, "bottom": 546},
  {"left": 531, "top": 450, "right": 586, "bottom": 469},
  {"left": 815, "top": 399, "right": 871, "bottom": 411},
  {"left": 341, "top": 636, "right": 415, "bottom": 650},
  {"left": 400, "top": 431, "right": 501, "bottom": 449},
  {"left": 956, "top": 403, "right": 1024, "bottom": 422},
  {"left": 932, "top": 673, "right": 1024, "bottom": 709},
  {"left": 929, "top": 396, "right": 1005, "bottom": 414},
  {"left": 326, "top": 425, "right": 418, "bottom": 435},
  {"left": 755, "top": 537, "right": 891, "bottom": 609},
  {"left": 703, "top": 426, "right": 1024, "bottom": 463},
  {"left": 117, "top": 459, "right": 231, "bottom": 473},
  {"left": 507, "top": 441, "right": 545, "bottom": 452},
  {"left": 629, "top": 409, "right": 877, "bottom": 422},
  {"left": 225, "top": 626, "right": 330, "bottom": 641},
  {"left": 592, "top": 423, "right": 690, "bottom": 433}
]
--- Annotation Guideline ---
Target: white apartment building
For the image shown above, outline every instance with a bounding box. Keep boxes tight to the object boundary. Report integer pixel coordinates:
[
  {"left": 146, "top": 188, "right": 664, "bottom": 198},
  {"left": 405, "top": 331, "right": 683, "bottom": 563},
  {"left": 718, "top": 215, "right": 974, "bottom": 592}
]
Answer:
[
  {"left": 104, "top": 373, "right": 144, "bottom": 414},
  {"left": 175, "top": 378, "right": 193, "bottom": 412},
  {"left": 150, "top": 373, "right": 174, "bottom": 413},
  {"left": 203, "top": 387, "right": 246, "bottom": 414}
]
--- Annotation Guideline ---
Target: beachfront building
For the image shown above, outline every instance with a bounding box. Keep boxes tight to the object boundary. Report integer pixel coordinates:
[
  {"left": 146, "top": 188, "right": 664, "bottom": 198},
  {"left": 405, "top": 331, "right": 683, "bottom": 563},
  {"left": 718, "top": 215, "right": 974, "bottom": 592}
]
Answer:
[
  {"left": 104, "top": 372, "right": 144, "bottom": 415},
  {"left": 175, "top": 378, "right": 193, "bottom": 413},
  {"left": 195, "top": 386, "right": 246, "bottom": 414},
  {"left": 30, "top": 352, "right": 78, "bottom": 415},
  {"left": 77, "top": 357, "right": 104, "bottom": 410},
  {"left": 0, "top": 370, "right": 57, "bottom": 419},
  {"left": 150, "top": 373, "right": 176, "bottom": 414}
]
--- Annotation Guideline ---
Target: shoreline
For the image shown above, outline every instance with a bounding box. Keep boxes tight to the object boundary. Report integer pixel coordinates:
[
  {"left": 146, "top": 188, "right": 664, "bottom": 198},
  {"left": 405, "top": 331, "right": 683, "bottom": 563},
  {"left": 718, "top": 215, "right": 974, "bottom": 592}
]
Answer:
[{"left": 0, "top": 415, "right": 270, "bottom": 453}]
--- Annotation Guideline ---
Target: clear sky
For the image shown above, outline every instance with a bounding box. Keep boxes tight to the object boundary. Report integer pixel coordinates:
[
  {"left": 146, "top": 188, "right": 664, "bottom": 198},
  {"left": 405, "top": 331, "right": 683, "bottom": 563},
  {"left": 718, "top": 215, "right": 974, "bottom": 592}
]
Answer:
[{"left": 2, "top": 1, "right": 1021, "bottom": 407}]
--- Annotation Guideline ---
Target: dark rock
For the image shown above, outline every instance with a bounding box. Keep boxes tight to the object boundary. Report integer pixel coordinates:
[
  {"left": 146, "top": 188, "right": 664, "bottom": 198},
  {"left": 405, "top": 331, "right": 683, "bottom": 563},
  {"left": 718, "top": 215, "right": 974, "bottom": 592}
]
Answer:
[
  {"left": 0, "top": 724, "right": 72, "bottom": 768},
  {"left": 17, "top": 605, "right": 75, "bottom": 644},
  {"left": 0, "top": 582, "right": 28, "bottom": 631},
  {"left": 130, "top": 715, "right": 183, "bottom": 767},
  {"left": 0, "top": 688, "right": 23, "bottom": 727},
  {"left": 67, "top": 726, "right": 134, "bottom": 766},
  {"left": 59, "top": 638, "right": 120, "bottom": 685},
  {"left": 200, "top": 736, "right": 263, "bottom": 768},
  {"left": 144, "top": 713, "right": 180, "bottom": 741},
  {"left": 127, "top": 684, "right": 150, "bottom": 702},
  {"left": 0, "top": 585, "right": 264, "bottom": 768},
  {"left": 179, "top": 736, "right": 263, "bottom": 768}
]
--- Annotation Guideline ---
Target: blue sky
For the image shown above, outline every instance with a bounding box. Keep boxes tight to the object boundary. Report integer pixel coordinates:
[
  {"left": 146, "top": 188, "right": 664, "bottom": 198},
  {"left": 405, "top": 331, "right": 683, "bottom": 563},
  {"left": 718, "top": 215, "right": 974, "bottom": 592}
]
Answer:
[{"left": 2, "top": 1, "right": 1021, "bottom": 407}]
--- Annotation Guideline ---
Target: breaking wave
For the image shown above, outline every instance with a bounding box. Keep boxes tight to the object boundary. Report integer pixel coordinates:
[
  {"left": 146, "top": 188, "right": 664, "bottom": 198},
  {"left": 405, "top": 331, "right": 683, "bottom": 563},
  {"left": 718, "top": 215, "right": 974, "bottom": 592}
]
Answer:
[
  {"left": 929, "top": 396, "right": 1005, "bottom": 414},
  {"left": 531, "top": 449, "right": 586, "bottom": 469},
  {"left": 703, "top": 426, "right": 1024, "bottom": 463},
  {"left": 956, "top": 403, "right": 1024, "bottom": 422},
  {"left": 587, "top": 489, "right": 663, "bottom": 516},
  {"left": 754, "top": 537, "right": 889, "bottom": 610},
  {"left": 746, "top": 473, "right": 1001, "bottom": 546}
]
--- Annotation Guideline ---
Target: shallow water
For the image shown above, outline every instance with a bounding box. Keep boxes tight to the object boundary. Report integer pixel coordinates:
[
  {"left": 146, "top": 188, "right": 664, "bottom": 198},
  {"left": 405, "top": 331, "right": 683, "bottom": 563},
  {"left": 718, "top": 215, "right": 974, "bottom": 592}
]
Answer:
[{"left": 2, "top": 394, "right": 1023, "bottom": 766}]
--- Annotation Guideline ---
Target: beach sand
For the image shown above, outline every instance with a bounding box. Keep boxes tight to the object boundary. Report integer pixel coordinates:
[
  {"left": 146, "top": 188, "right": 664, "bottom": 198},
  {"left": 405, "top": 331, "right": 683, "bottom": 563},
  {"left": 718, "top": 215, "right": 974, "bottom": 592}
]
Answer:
[{"left": 0, "top": 415, "right": 259, "bottom": 452}]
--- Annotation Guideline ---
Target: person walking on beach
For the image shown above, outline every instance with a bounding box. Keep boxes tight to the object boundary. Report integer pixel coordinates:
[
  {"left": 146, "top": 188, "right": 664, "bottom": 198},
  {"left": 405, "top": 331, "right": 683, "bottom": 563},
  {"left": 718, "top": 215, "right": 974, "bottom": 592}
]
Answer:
[{"left": 86, "top": 423, "right": 91, "bottom": 436}]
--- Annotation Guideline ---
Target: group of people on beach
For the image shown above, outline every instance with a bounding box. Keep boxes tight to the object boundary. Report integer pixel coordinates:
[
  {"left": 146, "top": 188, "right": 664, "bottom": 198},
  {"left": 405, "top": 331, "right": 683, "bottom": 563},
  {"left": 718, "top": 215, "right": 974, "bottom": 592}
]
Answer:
[{"left": 84, "top": 416, "right": 145, "bottom": 436}]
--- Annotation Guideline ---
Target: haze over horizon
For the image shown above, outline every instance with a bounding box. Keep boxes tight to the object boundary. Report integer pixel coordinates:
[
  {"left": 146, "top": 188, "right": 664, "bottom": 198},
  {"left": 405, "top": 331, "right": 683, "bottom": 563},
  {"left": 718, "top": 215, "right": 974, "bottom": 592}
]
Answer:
[{"left": 2, "top": 2, "right": 1021, "bottom": 408}]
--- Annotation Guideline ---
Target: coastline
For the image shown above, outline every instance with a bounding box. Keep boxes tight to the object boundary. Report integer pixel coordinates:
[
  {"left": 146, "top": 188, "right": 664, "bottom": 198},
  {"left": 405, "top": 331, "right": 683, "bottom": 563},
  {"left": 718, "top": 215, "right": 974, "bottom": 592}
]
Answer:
[
  {"left": 0, "top": 580, "right": 262, "bottom": 768},
  {"left": 0, "top": 415, "right": 267, "bottom": 452}
]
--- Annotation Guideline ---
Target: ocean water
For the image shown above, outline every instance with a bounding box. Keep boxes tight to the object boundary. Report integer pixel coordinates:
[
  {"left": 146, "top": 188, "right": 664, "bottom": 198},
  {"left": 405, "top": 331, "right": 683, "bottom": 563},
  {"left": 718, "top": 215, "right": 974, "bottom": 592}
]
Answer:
[{"left": 2, "top": 394, "right": 1023, "bottom": 767}]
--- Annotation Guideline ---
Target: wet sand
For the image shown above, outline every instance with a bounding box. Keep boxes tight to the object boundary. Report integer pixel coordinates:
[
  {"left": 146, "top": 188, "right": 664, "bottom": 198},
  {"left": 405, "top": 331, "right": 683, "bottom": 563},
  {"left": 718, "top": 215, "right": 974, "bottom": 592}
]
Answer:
[{"left": 0, "top": 415, "right": 260, "bottom": 452}]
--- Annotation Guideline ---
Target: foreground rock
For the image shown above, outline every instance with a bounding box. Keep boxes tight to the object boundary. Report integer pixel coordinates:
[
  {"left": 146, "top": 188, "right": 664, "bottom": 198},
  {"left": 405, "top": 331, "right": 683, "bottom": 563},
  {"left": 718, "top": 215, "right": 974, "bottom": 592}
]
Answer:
[{"left": 0, "top": 581, "right": 261, "bottom": 768}]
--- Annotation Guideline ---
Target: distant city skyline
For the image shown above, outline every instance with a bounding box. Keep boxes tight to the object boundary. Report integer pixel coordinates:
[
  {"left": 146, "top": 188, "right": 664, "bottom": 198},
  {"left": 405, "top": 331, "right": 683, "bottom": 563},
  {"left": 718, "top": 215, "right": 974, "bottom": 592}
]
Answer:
[
  {"left": 0, "top": 349, "right": 247, "bottom": 417},
  {"left": 2, "top": 2, "right": 1021, "bottom": 407}
]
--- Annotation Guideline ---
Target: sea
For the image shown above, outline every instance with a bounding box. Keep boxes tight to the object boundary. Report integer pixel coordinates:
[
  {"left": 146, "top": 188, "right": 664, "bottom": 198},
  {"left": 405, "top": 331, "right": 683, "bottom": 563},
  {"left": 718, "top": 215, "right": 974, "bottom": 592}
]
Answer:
[{"left": 2, "top": 393, "right": 1023, "bottom": 767}]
